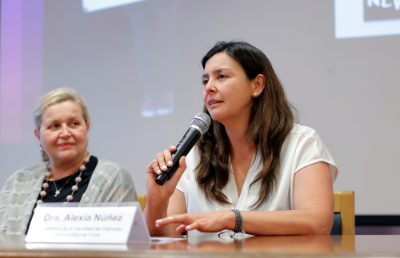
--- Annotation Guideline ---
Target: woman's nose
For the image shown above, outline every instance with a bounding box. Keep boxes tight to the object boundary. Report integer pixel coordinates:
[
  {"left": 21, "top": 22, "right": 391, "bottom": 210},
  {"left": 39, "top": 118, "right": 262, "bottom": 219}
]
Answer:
[
  {"left": 204, "top": 79, "right": 217, "bottom": 94},
  {"left": 60, "top": 125, "right": 71, "bottom": 138}
]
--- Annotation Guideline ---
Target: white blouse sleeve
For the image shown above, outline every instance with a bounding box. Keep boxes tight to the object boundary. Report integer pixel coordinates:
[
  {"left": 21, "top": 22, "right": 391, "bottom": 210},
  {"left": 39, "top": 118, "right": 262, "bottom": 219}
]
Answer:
[
  {"left": 176, "top": 147, "right": 197, "bottom": 196},
  {"left": 292, "top": 127, "right": 338, "bottom": 182}
]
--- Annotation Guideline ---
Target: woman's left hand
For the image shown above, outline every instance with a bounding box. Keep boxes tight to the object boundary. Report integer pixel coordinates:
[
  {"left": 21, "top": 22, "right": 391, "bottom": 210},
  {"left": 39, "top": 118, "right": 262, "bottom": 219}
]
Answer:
[{"left": 155, "top": 210, "right": 236, "bottom": 233}]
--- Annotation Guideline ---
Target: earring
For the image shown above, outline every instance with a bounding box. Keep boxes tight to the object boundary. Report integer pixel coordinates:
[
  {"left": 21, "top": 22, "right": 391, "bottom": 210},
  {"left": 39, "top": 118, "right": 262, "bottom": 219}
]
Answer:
[
  {"left": 253, "top": 92, "right": 258, "bottom": 96},
  {"left": 39, "top": 145, "right": 44, "bottom": 155}
]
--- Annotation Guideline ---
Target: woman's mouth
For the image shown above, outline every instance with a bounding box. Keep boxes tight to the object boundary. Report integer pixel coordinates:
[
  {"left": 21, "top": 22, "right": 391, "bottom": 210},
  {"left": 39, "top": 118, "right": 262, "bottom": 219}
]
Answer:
[
  {"left": 209, "top": 100, "right": 223, "bottom": 107},
  {"left": 58, "top": 143, "right": 74, "bottom": 148}
]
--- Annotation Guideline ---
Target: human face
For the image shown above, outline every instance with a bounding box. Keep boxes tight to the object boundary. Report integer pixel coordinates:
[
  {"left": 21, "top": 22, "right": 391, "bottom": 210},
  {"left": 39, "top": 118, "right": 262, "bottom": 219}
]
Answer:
[
  {"left": 35, "top": 101, "right": 89, "bottom": 166},
  {"left": 202, "top": 52, "right": 254, "bottom": 125}
]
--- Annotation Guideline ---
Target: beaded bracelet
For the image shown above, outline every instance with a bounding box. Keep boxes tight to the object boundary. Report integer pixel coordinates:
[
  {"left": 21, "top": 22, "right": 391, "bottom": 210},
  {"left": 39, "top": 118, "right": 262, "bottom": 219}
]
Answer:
[{"left": 231, "top": 209, "right": 244, "bottom": 233}]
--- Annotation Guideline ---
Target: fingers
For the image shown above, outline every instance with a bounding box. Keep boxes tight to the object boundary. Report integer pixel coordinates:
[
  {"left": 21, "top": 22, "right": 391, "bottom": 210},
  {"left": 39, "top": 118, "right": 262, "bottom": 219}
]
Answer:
[
  {"left": 149, "top": 158, "right": 162, "bottom": 175},
  {"left": 164, "top": 221, "right": 197, "bottom": 234},
  {"left": 152, "top": 155, "right": 186, "bottom": 184},
  {"left": 156, "top": 152, "right": 168, "bottom": 172},
  {"left": 176, "top": 224, "right": 187, "bottom": 233},
  {"left": 155, "top": 213, "right": 194, "bottom": 228},
  {"left": 156, "top": 216, "right": 174, "bottom": 228},
  {"left": 152, "top": 146, "right": 176, "bottom": 175},
  {"left": 185, "top": 221, "right": 199, "bottom": 232},
  {"left": 169, "top": 145, "right": 177, "bottom": 153},
  {"left": 156, "top": 213, "right": 208, "bottom": 233},
  {"left": 163, "top": 148, "right": 174, "bottom": 168},
  {"left": 162, "top": 145, "right": 177, "bottom": 169},
  {"left": 178, "top": 155, "right": 187, "bottom": 168}
]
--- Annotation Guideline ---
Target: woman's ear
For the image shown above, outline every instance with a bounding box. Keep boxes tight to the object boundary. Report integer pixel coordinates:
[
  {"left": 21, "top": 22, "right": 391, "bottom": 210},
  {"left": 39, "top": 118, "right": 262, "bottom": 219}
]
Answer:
[
  {"left": 34, "top": 128, "right": 40, "bottom": 141},
  {"left": 252, "top": 74, "right": 265, "bottom": 95}
]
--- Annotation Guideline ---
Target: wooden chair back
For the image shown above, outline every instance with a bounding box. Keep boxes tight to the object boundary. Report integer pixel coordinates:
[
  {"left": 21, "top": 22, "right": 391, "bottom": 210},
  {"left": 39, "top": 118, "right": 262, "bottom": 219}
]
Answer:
[
  {"left": 138, "top": 194, "right": 146, "bottom": 212},
  {"left": 334, "top": 191, "right": 355, "bottom": 235}
]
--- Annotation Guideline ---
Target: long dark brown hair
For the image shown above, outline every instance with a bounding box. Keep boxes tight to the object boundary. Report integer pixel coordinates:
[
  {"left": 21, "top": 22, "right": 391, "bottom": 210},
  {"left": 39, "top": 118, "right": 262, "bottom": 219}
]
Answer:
[{"left": 196, "top": 41, "right": 295, "bottom": 209}]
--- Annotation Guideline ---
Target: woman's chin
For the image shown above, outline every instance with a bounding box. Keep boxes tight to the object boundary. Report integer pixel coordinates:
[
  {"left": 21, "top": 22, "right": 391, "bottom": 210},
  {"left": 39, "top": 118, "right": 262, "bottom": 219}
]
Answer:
[
  {"left": 210, "top": 114, "right": 229, "bottom": 125},
  {"left": 54, "top": 152, "right": 79, "bottom": 162},
  {"left": 209, "top": 112, "right": 223, "bottom": 122}
]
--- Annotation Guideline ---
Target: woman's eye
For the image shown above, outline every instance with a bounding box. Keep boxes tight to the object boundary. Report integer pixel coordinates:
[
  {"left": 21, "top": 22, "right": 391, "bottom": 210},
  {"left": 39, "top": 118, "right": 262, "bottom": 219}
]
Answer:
[
  {"left": 202, "top": 79, "right": 208, "bottom": 85},
  {"left": 218, "top": 74, "right": 226, "bottom": 79},
  {"left": 72, "top": 121, "right": 80, "bottom": 126},
  {"left": 50, "top": 124, "right": 59, "bottom": 129}
]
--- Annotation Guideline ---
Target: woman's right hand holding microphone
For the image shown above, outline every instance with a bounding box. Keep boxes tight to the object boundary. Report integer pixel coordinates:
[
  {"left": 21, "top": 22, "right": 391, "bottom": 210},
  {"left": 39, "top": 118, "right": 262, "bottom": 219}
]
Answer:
[{"left": 145, "top": 145, "right": 187, "bottom": 203}]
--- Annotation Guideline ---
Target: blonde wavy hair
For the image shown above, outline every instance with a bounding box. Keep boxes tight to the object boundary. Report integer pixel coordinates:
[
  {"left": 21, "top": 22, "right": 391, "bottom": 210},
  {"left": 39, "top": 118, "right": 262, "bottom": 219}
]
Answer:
[{"left": 34, "top": 88, "right": 90, "bottom": 161}]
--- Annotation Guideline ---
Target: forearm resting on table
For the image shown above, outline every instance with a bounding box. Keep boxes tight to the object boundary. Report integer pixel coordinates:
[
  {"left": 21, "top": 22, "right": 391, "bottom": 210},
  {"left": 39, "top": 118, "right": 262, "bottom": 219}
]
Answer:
[
  {"left": 144, "top": 194, "right": 170, "bottom": 236},
  {"left": 242, "top": 209, "right": 333, "bottom": 235}
]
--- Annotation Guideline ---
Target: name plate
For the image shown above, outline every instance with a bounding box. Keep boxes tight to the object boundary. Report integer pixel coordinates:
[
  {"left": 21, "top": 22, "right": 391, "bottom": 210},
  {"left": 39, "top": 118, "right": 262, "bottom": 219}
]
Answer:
[{"left": 25, "top": 202, "right": 150, "bottom": 243}]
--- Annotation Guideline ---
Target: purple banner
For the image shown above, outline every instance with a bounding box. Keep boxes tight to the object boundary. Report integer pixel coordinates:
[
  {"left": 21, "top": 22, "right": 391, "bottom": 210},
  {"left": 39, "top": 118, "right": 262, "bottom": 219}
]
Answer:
[
  {"left": 0, "top": 0, "right": 23, "bottom": 144},
  {"left": 0, "top": 0, "right": 43, "bottom": 144}
]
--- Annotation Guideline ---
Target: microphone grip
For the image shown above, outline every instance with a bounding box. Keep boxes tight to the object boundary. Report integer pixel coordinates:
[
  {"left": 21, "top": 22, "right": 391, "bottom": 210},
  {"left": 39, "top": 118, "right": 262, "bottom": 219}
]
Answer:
[
  {"left": 155, "top": 128, "right": 201, "bottom": 185},
  {"left": 155, "top": 160, "right": 181, "bottom": 185}
]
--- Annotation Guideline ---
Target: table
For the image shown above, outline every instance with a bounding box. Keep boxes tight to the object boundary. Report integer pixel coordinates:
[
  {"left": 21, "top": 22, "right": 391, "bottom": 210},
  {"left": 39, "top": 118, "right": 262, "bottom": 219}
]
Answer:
[{"left": 1, "top": 234, "right": 400, "bottom": 258}]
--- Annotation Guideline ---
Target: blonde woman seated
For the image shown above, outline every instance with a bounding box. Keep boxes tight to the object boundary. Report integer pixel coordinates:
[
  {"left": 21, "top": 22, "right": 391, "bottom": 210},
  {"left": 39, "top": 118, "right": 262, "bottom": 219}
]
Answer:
[
  {"left": 0, "top": 88, "right": 137, "bottom": 235},
  {"left": 145, "top": 41, "right": 338, "bottom": 236}
]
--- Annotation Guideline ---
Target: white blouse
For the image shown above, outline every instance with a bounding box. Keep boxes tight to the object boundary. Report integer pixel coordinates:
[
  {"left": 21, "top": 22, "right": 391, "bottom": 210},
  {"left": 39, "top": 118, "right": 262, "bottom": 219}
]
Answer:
[{"left": 176, "top": 124, "right": 338, "bottom": 213}]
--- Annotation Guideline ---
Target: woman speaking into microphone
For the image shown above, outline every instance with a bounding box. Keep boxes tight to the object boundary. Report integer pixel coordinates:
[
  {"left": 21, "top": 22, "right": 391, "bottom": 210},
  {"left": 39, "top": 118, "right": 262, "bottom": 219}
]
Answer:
[{"left": 145, "top": 41, "right": 338, "bottom": 236}]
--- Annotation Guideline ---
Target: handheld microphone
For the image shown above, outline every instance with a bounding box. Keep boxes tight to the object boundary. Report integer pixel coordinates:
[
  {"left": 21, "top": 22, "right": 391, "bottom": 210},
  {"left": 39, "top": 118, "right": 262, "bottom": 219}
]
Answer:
[{"left": 155, "top": 113, "right": 211, "bottom": 186}]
